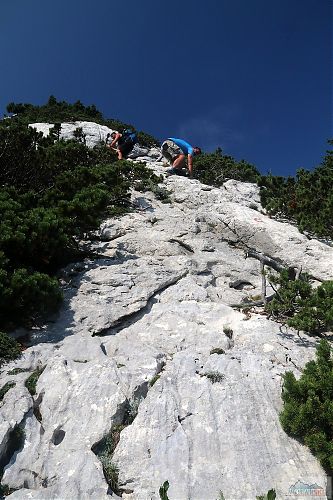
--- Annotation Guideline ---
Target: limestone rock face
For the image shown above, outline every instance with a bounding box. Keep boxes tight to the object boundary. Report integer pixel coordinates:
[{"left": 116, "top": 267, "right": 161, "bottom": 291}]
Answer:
[
  {"left": 1, "top": 122, "right": 332, "bottom": 499},
  {"left": 30, "top": 121, "right": 115, "bottom": 147}
]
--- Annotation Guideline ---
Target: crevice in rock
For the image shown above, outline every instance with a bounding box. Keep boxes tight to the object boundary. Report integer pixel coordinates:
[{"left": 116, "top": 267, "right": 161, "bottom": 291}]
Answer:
[
  {"left": 148, "top": 360, "right": 166, "bottom": 388},
  {"left": 178, "top": 412, "right": 193, "bottom": 423},
  {"left": 0, "top": 425, "right": 25, "bottom": 472},
  {"left": 33, "top": 392, "right": 44, "bottom": 423},
  {"left": 229, "top": 279, "right": 255, "bottom": 290},
  {"left": 91, "top": 379, "right": 150, "bottom": 497},
  {"left": 168, "top": 238, "right": 194, "bottom": 253},
  {"left": 93, "top": 271, "right": 188, "bottom": 337},
  {"left": 0, "top": 421, "right": 26, "bottom": 496}
]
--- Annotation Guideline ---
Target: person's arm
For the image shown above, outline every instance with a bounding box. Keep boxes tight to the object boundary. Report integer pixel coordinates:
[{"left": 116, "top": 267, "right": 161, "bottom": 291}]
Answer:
[
  {"left": 109, "top": 132, "right": 122, "bottom": 148},
  {"left": 188, "top": 154, "right": 193, "bottom": 176}
]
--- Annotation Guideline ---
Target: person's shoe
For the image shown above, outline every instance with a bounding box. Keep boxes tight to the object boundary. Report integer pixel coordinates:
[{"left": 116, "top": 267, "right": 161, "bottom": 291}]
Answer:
[
  {"left": 166, "top": 167, "right": 177, "bottom": 175},
  {"left": 166, "top": 167, "right": 187, "bottom": 176}
]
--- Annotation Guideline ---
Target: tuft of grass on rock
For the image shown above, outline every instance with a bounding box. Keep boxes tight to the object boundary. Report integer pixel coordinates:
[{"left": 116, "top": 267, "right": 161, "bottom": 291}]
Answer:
[
  {"left": 0, "top": 381, "right": 15, "bottom": 403},
  {"left": 210, "top": 348, "right": 225, "bottom": 355},
  {"left": 159, "top": 480, "right": 170, "bottom": 500},
  {"left": 256, "top": 489, "right": 276, "bottom": 500},
  {"left": 202, "top": 371, "right": 225, "bottom": 384},
  {"left": 223, "top": 326, "right": 233, "bottom": 339},
  {"left": 7, "top": 367, "right": 30, "bottom": 375},
  {"left": 149, "top": 374, "right": 161, "bottom": 387},
  {"left": 93, "top": 424, "right": 126, "bottom": 495},
  {"left": 25, "top": 367, "right": 44, "bottom": 396}
]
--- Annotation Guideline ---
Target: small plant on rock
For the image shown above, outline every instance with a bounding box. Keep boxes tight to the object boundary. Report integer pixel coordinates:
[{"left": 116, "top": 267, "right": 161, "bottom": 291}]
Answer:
[
  {"left": 223, "top": 326, "right": 233, "bottom": 339},
  {"left": 149, "top": 374, "right": 161, "bottom": 387},
  {"left": 210, "top": 348, "right": 225, "bottom": 355},
  {"left": 123, "top": 396, "right": 144, "bottom": 425},
  {"left": 92, "top": 426, "right": 125, "bottom": 495},
  {"left": 25, "top": 367, "right": 44, "bottom": 396},
  {"left": 7, "top": 367, "right": 30, "bottom": 375},
  {"left": 203, "top": 371, "right": 225, "bottom": 384},
  {"left": 256, "top": 489, "right": 276, "bottom": 500},
  {"left": 101, "top": 457, "right": 120, "bottom": 494},
  {"left": 159, "top": 480, "right": 170, "bottom": 500}
]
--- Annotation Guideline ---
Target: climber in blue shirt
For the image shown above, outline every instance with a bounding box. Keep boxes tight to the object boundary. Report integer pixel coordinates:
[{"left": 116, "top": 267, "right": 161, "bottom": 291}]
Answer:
[{"left": 161, "top": 137, "right": 202, "bottom": 177}]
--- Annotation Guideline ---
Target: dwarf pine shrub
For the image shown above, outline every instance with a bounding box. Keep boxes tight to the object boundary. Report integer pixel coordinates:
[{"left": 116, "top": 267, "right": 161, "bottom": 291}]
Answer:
[
  {"left": 266, "top": 271, "right": 333, "bottom": 334},
  {"left": 193, "top": 148, "right": 260, "bottom": 186},
  {"left": 259, "top": 140, "right": 333, "bottom": 239},
  {"left": 0, "top": 101, "right": 163, "bottom": 334},
  {"left": 265, "top": 270, "right": 312, "bottom": 321},
  {"left": 280, "top": 339, "right": 333, "bottom": 474},
  {"left": 0, "top": 332, "right": 21, "bottom": 366}
]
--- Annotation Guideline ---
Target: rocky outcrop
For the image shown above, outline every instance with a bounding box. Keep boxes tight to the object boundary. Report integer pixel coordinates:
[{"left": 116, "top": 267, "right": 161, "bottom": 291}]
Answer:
[
  {"left": 1, "top": 123, "right": 332, "bottom": 499},
  {"left": 30, "top": 121, "right": 114, "bottom": 148}
]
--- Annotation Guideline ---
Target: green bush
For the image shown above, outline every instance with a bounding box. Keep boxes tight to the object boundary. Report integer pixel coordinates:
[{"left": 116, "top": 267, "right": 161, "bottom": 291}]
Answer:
[
  {"left": 280, "top": 339, "right": 333, "bottom": 474},
  {"left": 0, "top": 100, "right": 166, "bottom": 335},
  {"left": 265, "top": 271, "right": 333, "bottom": 334},
  {"left": 6, "top": 96, "right": 159, "bottom": 148},
  {"left": 0, "top": 332, "right": 21, "bottom": 366},
  {"left": 265, "top": 270, "right": 312, "bottom": 321},
  {"left": 0, "top": 268, "right": 62, "bottom": 329},
  {"left": 0, "top": 121, "right": 50, "bottom": 191},
  {"left": 7, "top": 96, "right": 103, "bottom": 124},
  {"left": 135, "top": 178, "right": 171, "bottom": 203},
  {"left": 193, "top": 148, "right": 260, "bottom": 186},
  {"left": 0, "top": 197, "right": 75, "bottom": 271},
  {"left": 259, "top": 140, "right": 333, "bottom": 238},
  {"left": 288, "top": 281, "right": 333, "bottom": 333}
]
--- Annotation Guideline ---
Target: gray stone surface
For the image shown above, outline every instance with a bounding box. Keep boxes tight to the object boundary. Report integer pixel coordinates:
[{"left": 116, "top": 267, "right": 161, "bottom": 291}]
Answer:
[
  {"left": 29, "top": 121, "right": 116, "bottom": 148},
  {"left": 1, "top": 122, "right": 332, "bottom": 499}
]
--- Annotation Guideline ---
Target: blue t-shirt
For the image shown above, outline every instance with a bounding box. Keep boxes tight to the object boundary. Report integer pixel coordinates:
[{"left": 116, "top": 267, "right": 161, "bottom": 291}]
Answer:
[{"left": 168, "top": 137, "right": 194, "bottom": 156}]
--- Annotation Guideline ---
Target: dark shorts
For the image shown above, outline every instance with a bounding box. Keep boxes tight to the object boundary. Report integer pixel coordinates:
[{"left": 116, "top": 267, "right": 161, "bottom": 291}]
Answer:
[{"left": 118, "top": 140, "right": 134, "bottom": 157}]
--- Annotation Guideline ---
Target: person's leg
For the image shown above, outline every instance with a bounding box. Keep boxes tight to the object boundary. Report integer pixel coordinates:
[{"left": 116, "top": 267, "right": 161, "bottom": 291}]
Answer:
[
  {"left": 118, "top": 142, "right": 132, "bottom": 159},
  {"left": 172, "top": 154, "right": 186, "bottom": 169},
  {"left": 120, "top": 142, "right": 133, "bottom": 159}
]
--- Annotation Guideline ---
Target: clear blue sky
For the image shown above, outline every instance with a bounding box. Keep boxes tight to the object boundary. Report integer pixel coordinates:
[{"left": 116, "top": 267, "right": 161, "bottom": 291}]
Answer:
[{"left": 1, "top": 0, "right": 332, "bottom": 176}]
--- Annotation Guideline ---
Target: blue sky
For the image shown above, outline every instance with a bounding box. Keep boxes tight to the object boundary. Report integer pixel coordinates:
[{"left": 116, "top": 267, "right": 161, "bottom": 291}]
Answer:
[{"left": 1, "top": 0, "right": 332, "bottom": 176}]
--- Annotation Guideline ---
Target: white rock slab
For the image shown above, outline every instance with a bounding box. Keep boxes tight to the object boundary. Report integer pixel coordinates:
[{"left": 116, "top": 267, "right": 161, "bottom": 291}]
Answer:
[{"left": 1, "top": 123, "right": 331, "bottom": 499}]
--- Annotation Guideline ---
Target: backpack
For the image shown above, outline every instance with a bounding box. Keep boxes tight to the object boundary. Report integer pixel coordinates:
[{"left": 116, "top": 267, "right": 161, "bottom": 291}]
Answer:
[{"left": 122, "top": 129, "right": 138, "bottom": 145}]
